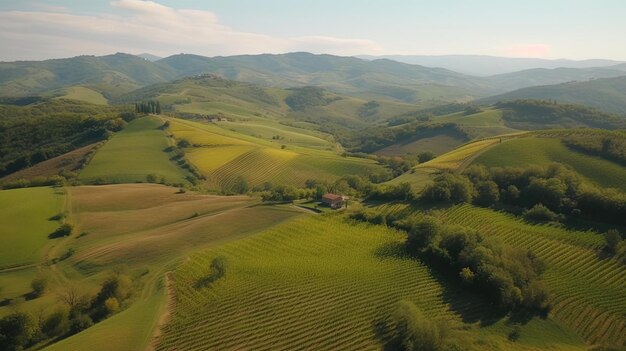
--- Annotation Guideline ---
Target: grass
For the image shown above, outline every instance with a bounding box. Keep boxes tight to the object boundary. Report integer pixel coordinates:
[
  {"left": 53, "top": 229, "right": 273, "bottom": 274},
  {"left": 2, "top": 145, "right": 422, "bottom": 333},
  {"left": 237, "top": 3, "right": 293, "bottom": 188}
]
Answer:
[
  {"left": 0, "top": 187, "right": 64, "bottom": 268},
  {"left": 473, "top": 137, "right": 626, "bottom": 192},
  {"left": 56, "top": 86, "right": 108, "bottom": 105},
  {"left": 442, "top": 204, "right": 626, "bottom": 346},
  {"left": 79, "top": 116, "right": 189, "bottom": 184}
]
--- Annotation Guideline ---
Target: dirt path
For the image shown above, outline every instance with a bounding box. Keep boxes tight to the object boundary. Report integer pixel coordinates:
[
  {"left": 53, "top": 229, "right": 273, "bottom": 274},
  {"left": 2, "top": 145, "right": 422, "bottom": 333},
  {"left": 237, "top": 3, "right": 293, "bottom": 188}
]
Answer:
[{"left": 146, "top": 272, "right": 174, "bottom": 351}]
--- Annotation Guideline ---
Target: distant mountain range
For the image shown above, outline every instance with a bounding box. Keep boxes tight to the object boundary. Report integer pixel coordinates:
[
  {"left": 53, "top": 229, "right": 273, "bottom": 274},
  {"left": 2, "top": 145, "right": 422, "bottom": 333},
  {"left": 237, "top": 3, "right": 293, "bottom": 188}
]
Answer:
[
  {"left": 358, "top": 55, "right": 625, "bottom": 76},
  {"left": 1, "top": 52, "right": 625, "bottom": 108}
]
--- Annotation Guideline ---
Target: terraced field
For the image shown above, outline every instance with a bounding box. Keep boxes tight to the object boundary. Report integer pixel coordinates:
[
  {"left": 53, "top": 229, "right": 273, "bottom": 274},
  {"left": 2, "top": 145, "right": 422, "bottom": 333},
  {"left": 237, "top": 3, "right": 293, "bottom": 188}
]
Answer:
[
  {"left": 431, "top": 109, "right": 520, "bottom": 139},
  {"left": 168, "top": 118, "right": 386, "bottom": 190},
  {"left": 442, "top": 205, "right": 626, "bottom": 346},
  {"left": 155, "top": 216, "right": 455, "bottom": 350},
  {"left": 155, "top": 215, "right": 587, "bottom": 351},
  {"left": 79, "top": 116, "right": 189, "bottom": 184},
  {"left": 417, "top": 137, "right": 506, "bottom": 171},
  {"left": 473, "top": 136, "right": 626, "bottom": 192}
]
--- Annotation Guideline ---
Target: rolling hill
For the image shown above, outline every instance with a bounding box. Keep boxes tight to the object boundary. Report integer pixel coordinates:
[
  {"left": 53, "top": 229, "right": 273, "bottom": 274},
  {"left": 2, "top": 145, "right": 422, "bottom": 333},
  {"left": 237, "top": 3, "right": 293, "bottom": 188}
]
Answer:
[
  {"left": 359, "top": 54, "right": 625, "bottom": 76},
  {"left": 0, "top": 53, "right": 177, "bottom": 99},
  {"left": 480, "top": 76, "right": 626, "bottom": 114}
]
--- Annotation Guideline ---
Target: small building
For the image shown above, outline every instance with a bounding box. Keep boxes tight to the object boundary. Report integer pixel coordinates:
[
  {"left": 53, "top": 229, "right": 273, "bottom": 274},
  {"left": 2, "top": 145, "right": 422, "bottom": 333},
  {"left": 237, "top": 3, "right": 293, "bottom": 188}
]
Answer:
[{"left": 321, "top": 193, "right": 345, "bottom": 209}]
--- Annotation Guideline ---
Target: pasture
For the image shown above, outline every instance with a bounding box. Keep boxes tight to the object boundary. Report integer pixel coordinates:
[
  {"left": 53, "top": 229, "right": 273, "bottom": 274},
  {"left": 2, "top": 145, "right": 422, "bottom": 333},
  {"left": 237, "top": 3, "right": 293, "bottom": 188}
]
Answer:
[
  {"left": 0, "top": 187, "right": 64, "bottom": 268},
  {"left": 79, "top": 116, "right": 189, "bottom": 184},
  {"left": 56, "top": 86, "right": 108, "bottom": 105}
]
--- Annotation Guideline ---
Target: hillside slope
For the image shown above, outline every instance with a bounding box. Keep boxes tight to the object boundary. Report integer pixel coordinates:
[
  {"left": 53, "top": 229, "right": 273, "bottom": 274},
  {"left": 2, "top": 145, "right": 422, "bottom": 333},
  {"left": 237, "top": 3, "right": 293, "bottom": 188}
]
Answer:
[{"left": 480, "top": 76, "right": 626, "bottom": 114}]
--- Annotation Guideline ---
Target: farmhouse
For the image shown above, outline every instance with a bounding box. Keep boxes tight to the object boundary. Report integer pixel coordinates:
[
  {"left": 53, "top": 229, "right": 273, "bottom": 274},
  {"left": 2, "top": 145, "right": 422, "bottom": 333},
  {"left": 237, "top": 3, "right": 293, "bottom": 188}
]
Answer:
[{"left": 321, "top": 193, "right": 345, "bottom": 209}]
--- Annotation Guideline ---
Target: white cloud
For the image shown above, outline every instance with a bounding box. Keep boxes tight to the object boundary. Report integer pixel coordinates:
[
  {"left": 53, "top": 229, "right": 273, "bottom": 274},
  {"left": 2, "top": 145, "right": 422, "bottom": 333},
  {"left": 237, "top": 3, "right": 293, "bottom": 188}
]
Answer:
[{"left": 0, "top": 0, "right": 382, "bottom": 61}]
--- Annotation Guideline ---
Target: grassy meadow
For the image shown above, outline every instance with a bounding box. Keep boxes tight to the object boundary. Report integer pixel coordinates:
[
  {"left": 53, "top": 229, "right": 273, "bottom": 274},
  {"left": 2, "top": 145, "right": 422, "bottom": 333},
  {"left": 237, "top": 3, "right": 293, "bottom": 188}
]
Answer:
[
  {"left": 56, "top": 86, "right": 108, "bottom": 105},
  {"left": 0, "top": 187, "right": 64, "bottom": 268},
  {"left": 79, "top": 116, "right": 189, "bottom": 184}
]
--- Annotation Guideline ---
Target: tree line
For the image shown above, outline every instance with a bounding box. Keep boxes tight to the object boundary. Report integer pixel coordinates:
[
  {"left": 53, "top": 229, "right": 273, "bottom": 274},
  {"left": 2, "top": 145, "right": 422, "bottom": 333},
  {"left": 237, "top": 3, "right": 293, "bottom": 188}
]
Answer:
[
  {"left": 0, "top": 100, "right": 135, "bottom": 178},
  {"left": 135, "top": 100, "right": 162, "bottom": 114}
]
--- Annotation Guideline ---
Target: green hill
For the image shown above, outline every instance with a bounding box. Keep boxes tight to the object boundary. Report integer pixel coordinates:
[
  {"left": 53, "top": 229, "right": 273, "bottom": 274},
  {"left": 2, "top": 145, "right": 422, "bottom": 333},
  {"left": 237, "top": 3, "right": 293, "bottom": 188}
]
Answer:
[
  {"left": 79, "top": 116, "right": 190, "bottom": 184},
  {"left": 480, "top": 76, "right": 626, "bottom": 114},
  {"left": 473, "top": 134, "right": 626, "bottom": 192},
  {"left": 156, "top": 52, "right": 490, "bottom": 103},
  {"left": 0, "top": 53, "right": 177, "bottom": 98}
]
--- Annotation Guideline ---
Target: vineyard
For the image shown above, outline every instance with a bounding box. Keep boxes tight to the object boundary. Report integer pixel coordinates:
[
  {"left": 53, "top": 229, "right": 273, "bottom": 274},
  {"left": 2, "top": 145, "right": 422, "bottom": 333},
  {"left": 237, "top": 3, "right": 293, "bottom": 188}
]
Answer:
[
  {"left": 155, "top": 215, "right": 587, "bottom": 351},
  {"left": 155, "top": 216, "right": 456, "bottom": 350},
  {"left": 168, "top": 118, "right": 386, "bottom": 190},
  {"left": 473, "top": 136, "right": 626, "bottom": 191},
  {"left": 442, "top": 204, "right": 626, "bottom": 346}
]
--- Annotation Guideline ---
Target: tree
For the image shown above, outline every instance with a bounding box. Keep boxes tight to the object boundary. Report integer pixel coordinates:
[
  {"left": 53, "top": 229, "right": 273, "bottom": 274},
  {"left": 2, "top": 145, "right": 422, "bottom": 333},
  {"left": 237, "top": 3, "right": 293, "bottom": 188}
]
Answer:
[
  {"left": 387, "top": 300, "right": 444, "bottom": 351},
  {"left": 406, "top": 217, "right": 440, "bottom": 252},
  {"left": 231, "top": 176, "right": 249, "bottom": 194},
  {"left": 474, "top": 181, "right": 500, "bottom": 207},
  {"left": 604, "top": 229, "right": 622, "bottom": 254},
  {"left": 57, "top": 285, "right": 80, "bottom": 310},
  {"left": 146, "top": 174, "right": 158, "bottom": 183},
  {"left": 417, "top": 151, "right": 436, "bottom": 164},
  {"left": 0, "top": 312, "right": 35, "bottom": 351}
]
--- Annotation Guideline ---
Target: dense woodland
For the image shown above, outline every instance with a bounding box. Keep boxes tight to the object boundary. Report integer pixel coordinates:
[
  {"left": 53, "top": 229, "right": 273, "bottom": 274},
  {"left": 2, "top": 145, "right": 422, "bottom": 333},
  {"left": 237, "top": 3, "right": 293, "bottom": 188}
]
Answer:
[{"left": 0, "top": 100, "right": 134, "bottom": 177}]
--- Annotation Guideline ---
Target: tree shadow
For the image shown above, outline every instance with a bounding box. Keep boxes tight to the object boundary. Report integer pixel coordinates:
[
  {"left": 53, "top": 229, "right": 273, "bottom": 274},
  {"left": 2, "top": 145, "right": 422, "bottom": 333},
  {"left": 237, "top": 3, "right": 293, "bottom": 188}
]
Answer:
[
  {"left": 0, "top": 298, "right": 12, "bottom": 307},
  {"left": 373, "top": 241, "right": 505, "bottom": 326}
]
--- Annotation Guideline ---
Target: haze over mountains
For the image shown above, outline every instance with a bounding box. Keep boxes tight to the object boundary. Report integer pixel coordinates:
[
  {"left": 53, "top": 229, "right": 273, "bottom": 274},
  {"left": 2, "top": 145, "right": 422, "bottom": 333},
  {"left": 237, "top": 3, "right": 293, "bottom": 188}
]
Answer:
[
  {"left": 359, "top": 55, "right": 626, "bottom": 76},
  {"left": 1, "top": 52, "right": 626, "bottom": 111}
]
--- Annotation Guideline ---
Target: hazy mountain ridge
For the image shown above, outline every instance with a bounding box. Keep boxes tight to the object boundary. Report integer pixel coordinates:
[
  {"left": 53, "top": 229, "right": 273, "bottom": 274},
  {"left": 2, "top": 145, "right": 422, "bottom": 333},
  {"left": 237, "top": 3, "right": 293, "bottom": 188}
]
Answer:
[
  {"left": 359, "top": 54, "right": 625, "bottom": 75},
  {"left": 480, "top": 76, "right": 626, "bottom": 114}
]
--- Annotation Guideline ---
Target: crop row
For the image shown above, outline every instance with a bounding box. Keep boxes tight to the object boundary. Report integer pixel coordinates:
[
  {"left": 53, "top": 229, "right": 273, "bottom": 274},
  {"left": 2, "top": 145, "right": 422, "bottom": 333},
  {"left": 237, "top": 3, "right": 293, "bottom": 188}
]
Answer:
[
  {"left": 443, "top": 205, "right": 626, "bottom": 345},
  {"left": 155, "top": 217, "right": 456, "bottom": 350}
]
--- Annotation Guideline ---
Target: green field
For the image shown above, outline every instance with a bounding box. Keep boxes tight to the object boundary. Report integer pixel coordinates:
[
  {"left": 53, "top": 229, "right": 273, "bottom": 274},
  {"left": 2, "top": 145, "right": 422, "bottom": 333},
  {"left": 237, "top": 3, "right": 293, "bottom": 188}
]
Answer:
[
  {"left": 56, "top": 86, "right": 108, "bottom": 105},
  {"left": 431, "top": 109, "right": 520, "bottom": 139},
  {"left": 474, "top": 137, "right": 626, "bottom": 192},
  {"left": 155, "top": 215, "right": 587, "bottom": 351},
  {"left": 168, "top": 118, "right": 386, "bottom": 190},
  {"left": 0, "top": 187, "right": 64, "bottom": 268},
  {"left": 79, "top": 116, "right": 189, "bottom": 184}
]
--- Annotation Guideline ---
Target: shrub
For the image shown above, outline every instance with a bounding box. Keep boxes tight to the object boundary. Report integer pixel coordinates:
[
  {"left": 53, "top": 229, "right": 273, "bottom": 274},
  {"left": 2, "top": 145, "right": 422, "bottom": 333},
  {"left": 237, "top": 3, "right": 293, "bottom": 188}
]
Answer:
[
  {"left": 30, "top": 277, "right": 48, "bottom": 297},
  {"left": 68, "top": 314, "right": 93, "bottom": 335},
  {"left": 104, "top": 297, "right": 120, "bottom": 314},
  {"left": 523, "top": 204, "right": 559, "bottom": 222},
  {"left": 146, "top": 174, "right": 158, "bottom": 183},
  {"left": 604, "top": 229, "right": 622, "bottom": 255},
  {"left": 42, "top": 309, "right": 70, "bottom": 338},
  {"left": 474, "top": 181, "right": 500, "bottom": 207},
  {"left": 387, "top": 300, "right": 445, "bottom": 351},
  {"left": 417, "top": 151, "right": 436, "bottom": 164},
  {"left": 49, "top": 223, "right": 73, "bottom": 238}
]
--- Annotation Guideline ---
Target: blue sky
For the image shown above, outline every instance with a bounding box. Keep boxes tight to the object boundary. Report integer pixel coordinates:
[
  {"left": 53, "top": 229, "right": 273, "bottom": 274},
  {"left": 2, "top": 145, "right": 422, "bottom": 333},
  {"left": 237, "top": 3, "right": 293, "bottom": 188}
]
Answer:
[{"left": 0, "top": 0, "right": 624, "bottom": 61}]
